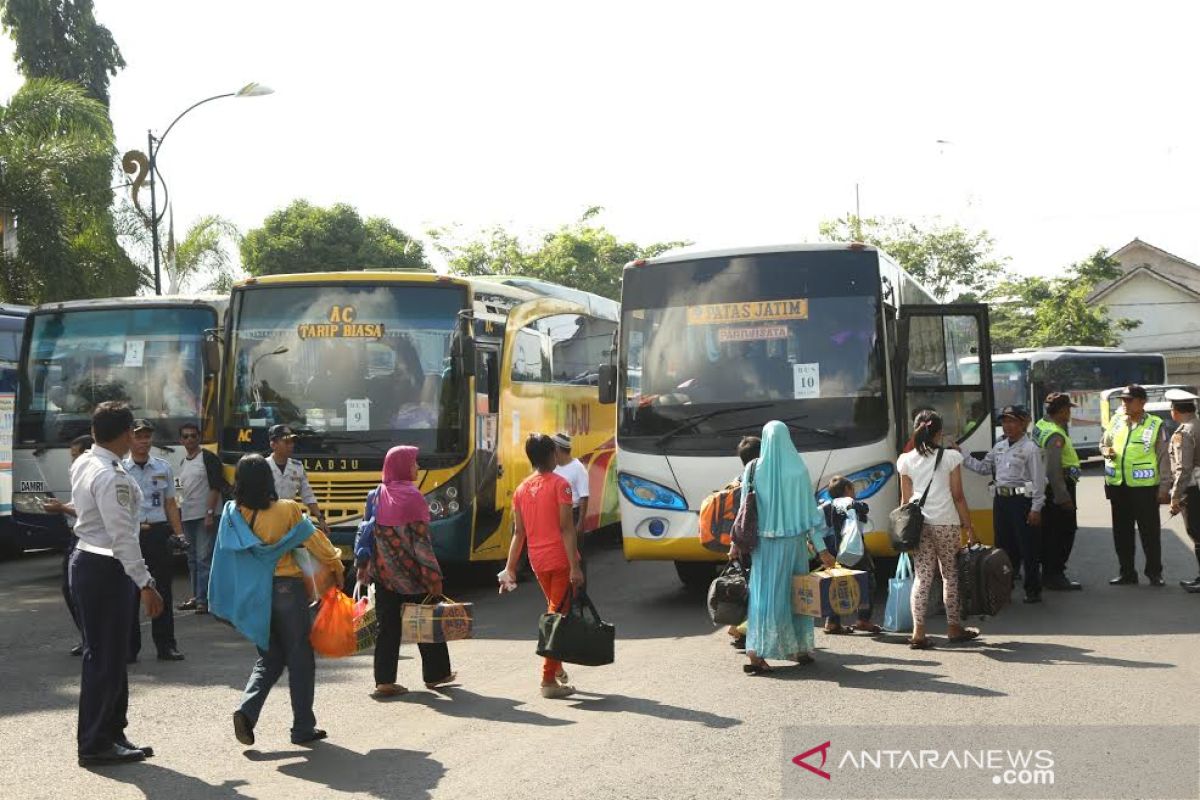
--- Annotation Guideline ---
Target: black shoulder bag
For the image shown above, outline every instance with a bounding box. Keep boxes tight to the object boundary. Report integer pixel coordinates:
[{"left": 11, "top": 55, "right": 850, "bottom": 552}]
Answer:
[{"left": 888, "top": 447, "right": 944, "bottom": 552}]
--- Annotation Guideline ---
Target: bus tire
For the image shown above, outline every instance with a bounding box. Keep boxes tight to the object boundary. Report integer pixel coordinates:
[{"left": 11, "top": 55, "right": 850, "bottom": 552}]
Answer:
[{"left": 674, "top": 560, "right": 717, "bottom": 590}]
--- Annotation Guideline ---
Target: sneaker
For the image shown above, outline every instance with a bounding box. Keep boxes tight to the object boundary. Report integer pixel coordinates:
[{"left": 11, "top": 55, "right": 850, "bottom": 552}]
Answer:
[
  {"left": 540, "top": 683, "right": 576, "bottom": 699},
  {"left": 177, "top": 598, "right": 198, "bottom": 611}
]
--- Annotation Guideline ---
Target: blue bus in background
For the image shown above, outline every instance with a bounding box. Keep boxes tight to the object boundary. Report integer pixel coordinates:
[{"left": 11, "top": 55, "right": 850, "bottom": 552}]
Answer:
[{"left": 0, "top": 305, "right": 30, "bottom": 557}]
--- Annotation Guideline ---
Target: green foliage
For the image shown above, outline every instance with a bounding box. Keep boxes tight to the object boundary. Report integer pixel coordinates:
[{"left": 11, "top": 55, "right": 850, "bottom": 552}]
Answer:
[
  {"left": 986, "top": 249, "right": 1139, "bottom": 352},
  {"left": 168, "top": 215, "right": 241, "bottom": 294},
  {"left": 431, "top": 208, "right": 689, "bottom": 300},
  {"left": 0, "top": 78, "right": 142, "bottom": 303},
  {"left": 241, "top": 200, "right": 429, "bottom": 276},
  {"left": 818, "top": 215, "right": 1005, "bottom": 302},
  {"left": 0, "top": 0, "right": 125, "bottom": 105}
]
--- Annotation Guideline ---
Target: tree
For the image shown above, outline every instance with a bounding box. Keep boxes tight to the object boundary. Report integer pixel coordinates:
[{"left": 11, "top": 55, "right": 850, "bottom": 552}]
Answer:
[
  {"left": 431, "top": 207, "right": 689, "bottom": 300},
  {"left": 986, "top": 249, "right": 1139, "bottom": 352},
  {"left": 0, "top": 78, "right": 142, "bottom": 303},
  {"left": 241, "top": 200, "right": 429, "bottom": 276},
  {"left": 0, "top": 0, "right": 125, "bottom": 105},
  {"left": 165, "top": 214, "right": 241, "bottom": 294},
  {"left": 818, "top": 215, "right": 1005, "bottom": 302}
]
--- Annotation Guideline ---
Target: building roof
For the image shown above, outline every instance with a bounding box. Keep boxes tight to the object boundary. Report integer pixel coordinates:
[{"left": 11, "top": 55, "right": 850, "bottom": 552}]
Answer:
[{"left": 1091, "top": 238, "right": 1200, "bottom": 301}]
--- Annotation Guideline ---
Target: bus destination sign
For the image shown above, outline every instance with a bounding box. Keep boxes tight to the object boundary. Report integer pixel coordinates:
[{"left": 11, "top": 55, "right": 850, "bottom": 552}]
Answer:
[
  {"left": 298, "top": 305, "right": 385, "bottom": 340},
  {"left": 686, "top": 298, "right": 808, "bottom": 325}
]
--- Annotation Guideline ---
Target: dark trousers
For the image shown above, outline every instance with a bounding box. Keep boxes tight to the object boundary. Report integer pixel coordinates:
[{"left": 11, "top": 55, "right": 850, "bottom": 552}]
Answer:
[
  {"left": 995, "top": 495, "right": 1040, "bottom": 594},
  {"left": 130, "top": 523, "right": 175, "bottom": 657},
  {"left": 1109, "top": 484, "right": 1162, "bottom": 579},
  {"left": 238, "top": 577, "right": 318, "bottom": 739},
  {"left": 374, "top": 585, "right": 452, "bottom": 686},
  {"left": 822, "top": 533, "right": 874, "bottom": 625},
  {"left": 62, "top": 534, "right": 81, "bottom": 636},
  {"left": 1041, "top": 480, "right": 1078, "bottom": 577},
  {"left": 1183, "top": 486, "right": 1200, "bottom": 577},
  {"left": 70, "top": 549, "right": 136, "bottom": 755}
]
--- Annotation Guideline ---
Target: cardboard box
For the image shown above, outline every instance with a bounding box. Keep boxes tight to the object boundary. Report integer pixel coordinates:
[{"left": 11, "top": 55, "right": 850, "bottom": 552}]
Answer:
[
  {"left": 792, "top": 568, "right": 870, "bottom": 618},
  {"left": 401, "top": 600, "right": 475, "bottom": 644}
]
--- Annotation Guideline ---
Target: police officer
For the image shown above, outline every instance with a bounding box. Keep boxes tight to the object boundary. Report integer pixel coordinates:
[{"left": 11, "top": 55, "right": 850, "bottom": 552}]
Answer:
[
  {"left": 123, "top": 419, "right": 186, "bottom": 661},
  {"left": 1034, "top": 393, "right": 1084, "bottom": 591},
  {"left": 1165, "top": 388, "right": 1200, "bottom": 592},
  {"left": 70, "top": 402, "right": 163, "bottom": 767},
  {"left": 1101, "top": 384, "right": 1171, "bottom": 586},
  {"left": 960, "top": 405, "right": 1047, "bottom": 603},
  {"left": 267, "top": 425, "right": 327, "bottom": 532}
]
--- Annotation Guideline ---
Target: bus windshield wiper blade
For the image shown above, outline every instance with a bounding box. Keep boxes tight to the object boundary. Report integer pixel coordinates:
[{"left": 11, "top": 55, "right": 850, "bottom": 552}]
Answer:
[
  {"left": 774, "top": 415, "right": 847, "bottom": 441},
  {"left": 653, "top": 403, "right": 773, "bottom": 449}
]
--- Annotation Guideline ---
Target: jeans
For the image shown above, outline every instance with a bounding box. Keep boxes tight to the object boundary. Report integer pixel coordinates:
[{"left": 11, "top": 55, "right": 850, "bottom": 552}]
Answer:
[
  {"left": 373, "top": 585, "right": 452, "bottom": 686},
  {"left": 183, "top": 517, "right": 215, "bottom": 604},
  {"left": 238, "top": 577, "right": 318, "bottom": 740}
]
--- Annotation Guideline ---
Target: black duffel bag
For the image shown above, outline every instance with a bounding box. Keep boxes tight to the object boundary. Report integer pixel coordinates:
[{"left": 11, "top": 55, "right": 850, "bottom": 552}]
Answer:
[
  {"left": 536, "top": 590, "right": 615, "bottom": 666},
  {"left": 888, "top": 447, "right": 943, "bottom": 552},
  {"left": 707, "top": 560, "right": 749, "bottom": 626}
]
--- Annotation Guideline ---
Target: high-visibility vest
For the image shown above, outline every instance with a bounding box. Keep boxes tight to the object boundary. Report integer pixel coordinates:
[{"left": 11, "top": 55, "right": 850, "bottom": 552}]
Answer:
[
  {"left": 1033, "top": 418, "right": 1081, "bottom": 470},
  {"left": 1104, "top": 414, "right": 1163, "bottom": 488}
]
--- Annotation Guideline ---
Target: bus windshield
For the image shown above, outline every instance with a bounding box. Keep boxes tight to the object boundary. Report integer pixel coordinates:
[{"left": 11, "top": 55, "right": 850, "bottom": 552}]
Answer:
[
  {"left": 19, "top": 307, "right": 213, "bottom": 446},
  {"left": 223, "top": 283, "right": 469, "bottom": 460},
  {"left": 619, "top": 250, "right": 887, "bottom": 454}
]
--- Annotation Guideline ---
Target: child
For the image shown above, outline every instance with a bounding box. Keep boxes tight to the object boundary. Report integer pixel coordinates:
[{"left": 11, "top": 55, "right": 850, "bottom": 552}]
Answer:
[{"left": 818, "top": 476, "right": 881, "bottom": 635}]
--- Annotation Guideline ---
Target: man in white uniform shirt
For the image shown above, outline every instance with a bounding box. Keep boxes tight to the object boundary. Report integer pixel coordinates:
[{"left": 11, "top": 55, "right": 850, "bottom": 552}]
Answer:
[
  {"left": 552, "top": 433, "right": 590, "bottom": 532},
  {"left": 69, "top": 402, "right": 163, "bottom": 766}
]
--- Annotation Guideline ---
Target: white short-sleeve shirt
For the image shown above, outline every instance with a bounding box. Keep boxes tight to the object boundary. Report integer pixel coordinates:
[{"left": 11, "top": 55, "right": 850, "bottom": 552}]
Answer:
[
  {"left": 553, "top": 459, "right": 590, "bottom": 507},
  {"left": 896, "top": 448, "right": 964, "bottom": 527}
]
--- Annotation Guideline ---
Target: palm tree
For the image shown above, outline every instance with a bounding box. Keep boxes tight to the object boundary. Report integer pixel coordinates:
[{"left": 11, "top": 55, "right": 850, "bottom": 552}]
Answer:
[
  {"left": 165, "top": 211, "right": 241, "bottom": 294},
  {"left": 0, "top": 78, "right": 141, "bottom": 303}
]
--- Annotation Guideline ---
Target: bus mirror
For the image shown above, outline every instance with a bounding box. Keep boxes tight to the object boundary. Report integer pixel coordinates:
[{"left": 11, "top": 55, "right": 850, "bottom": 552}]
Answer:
[
  {"left": 202, "top": 331, "right": 221, "bottom": 375},
  {"left": 598, "top": 364, "right": 617, "bottom": 405}
]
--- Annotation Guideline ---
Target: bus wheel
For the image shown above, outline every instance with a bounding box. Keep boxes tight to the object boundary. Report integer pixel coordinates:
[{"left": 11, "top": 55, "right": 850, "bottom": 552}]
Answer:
[{"left": 674, "top": 561, "right": 717, "bottom": 590}]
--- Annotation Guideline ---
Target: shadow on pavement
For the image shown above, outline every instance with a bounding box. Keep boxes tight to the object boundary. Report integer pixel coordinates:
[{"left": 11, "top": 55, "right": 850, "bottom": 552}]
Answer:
[
  {"left": 567, "top": 692, "right": 741, "bottom": 728},
  {"left": 967, "top": 640, "right": 1176, "bottom": 669},
  {"left": 402, "top": 686, "right": 574, "bottom": 727},
  {"left": 242, "top": 743, "right": 445, "bottom": 799},
  {"left": 765, "top": 651, "right": 1007, "bottom": 697},
  {"left": 86, "top": 764, "right": 250, "bottom": 799}
]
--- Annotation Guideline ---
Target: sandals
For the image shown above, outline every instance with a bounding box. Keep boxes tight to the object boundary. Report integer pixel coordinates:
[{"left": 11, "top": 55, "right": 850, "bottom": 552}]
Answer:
[
  {"left": 908, "top": 637, "right": 935, "bottom": 650},
  {"left": 555, "top": 669, "right": 570, "bottom": 686},
  {"left": 947, "top": 628, "right": 981, "bottom": 643},
  {"left": 823, "top": 625, "right": 854, "bottom": 635},
  {"left": 853, "top": 623, "right": 883, "bottom": 634},
  {"left": 371, "top": 684, "right": 408, "bottom": 698},
  {"left": 743, "top": 659, "right": 773, "bottom": 675},
  {"left": 425, "top": 672, "right": 458, "bottom": 690}
]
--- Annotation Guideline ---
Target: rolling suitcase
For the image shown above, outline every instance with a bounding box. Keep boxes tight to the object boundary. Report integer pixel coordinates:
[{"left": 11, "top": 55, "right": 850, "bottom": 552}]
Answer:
[{"left": 957, "top": 544, "right": 1013, "bottom": 619}]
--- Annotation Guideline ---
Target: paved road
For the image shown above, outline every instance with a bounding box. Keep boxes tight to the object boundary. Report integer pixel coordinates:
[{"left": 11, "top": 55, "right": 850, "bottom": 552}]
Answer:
[{"left": 1, "top": 470, "right": 1197, "bottom": 799}]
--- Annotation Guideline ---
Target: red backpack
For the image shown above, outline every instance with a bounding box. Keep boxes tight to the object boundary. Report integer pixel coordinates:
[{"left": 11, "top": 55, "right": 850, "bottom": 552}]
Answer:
[{"left": 698, "top": 479, "right": 742, "bottom": 553}]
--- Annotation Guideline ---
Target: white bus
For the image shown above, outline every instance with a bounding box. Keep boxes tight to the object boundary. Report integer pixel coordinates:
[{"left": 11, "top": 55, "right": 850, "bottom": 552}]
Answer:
[
  {"left": 599, "top": 243, "right": 998, "bottom": 586},
  {"left": 961, "top": 348, "right": 1166, "bottom": 458},
  {"left": 13, "top": 295, "right": 227, "bottom": 551}
]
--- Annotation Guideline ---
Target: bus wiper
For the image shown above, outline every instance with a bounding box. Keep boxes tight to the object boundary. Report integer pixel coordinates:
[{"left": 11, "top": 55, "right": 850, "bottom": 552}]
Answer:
[
  {"left": 653, "top": 403, "right": 773, "bottom": 449},
  {"left": 714, "top": 415, "right": 846, "bottom": 442}
]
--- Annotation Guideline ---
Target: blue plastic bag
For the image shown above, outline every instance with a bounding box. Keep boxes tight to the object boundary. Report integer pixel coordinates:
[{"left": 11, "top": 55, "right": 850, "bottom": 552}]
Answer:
[{"left": 882, "top": 552, "right": 914, "bottom": 633}]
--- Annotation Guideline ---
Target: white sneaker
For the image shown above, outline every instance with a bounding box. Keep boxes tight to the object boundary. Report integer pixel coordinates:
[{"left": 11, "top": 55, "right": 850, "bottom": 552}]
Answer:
[{"left": 541, "top": 683, "right": 576, "bottom": 699}]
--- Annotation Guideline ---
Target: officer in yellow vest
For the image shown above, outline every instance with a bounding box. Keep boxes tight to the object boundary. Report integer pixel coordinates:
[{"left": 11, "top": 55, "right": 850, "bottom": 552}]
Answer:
[
  {"left": 1034, "top": 392, "right": 1083, "bottom": 591},
  {"left": 1100, "top": 384, "right": 1171, "bottom": 586}
]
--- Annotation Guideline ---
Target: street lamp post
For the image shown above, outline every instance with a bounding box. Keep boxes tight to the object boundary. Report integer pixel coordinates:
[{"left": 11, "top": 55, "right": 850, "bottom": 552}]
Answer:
[{"left": 143, "top": 82, "right": 274, "bottom": 294}]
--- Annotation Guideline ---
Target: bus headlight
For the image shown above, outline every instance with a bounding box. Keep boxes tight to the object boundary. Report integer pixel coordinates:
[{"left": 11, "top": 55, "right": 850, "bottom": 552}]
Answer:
[
  {"left": 425, "top": 471, "right": 470, "bottom": 521},
  {"left": 12, "top": 492, "right": 51, "bottom": 515},
  {"left": 814, "top": 463, "right": 895, "bottom": 503},
  {"left": 618, "top": 473, "right": 687, "bottom": 511}
]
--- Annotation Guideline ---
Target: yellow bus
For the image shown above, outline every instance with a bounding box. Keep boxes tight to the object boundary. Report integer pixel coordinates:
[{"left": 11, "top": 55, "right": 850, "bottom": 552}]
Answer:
[{"left": 218, "top": 271, "right": 620, "bottom": 563}]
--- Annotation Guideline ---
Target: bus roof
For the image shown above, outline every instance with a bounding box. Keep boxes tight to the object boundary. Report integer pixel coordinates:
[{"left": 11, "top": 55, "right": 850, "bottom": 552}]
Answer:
[
  {"left": 30, "top": 294, "right": 227, "bottom": 314},
  {"left": 235, "top": 270, "right": 456, "bottom": 288},
  {"left": 0, "top": 304, "right": 30, "bottom": 318},
  {"left": 990, "top": 348, "right": 1165, "bottom": 363},
  {"left": 629, "top": 241, "right": 878, "bottom": 268}
]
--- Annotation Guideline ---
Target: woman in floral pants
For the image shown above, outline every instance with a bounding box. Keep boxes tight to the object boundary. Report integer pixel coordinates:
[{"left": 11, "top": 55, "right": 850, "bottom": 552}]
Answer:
[{"left": 896, "top": 411, "right": 982, "bottom": 649}]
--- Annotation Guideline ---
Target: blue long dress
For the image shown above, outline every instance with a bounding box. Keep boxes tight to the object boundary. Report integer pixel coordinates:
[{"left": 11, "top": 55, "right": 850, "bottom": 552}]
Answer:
[{"left": 743, "top": 421, "right": 828, "bottom": 660}]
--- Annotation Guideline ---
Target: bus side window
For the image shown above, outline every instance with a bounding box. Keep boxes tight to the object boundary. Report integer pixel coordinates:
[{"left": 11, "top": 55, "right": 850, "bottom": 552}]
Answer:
[{"left": 478, "top": 350, "right": 499, "bottom": 413}]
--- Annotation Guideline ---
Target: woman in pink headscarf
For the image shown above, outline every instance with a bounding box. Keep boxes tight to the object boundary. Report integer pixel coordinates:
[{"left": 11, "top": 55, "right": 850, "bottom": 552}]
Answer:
[{"left": 354, "top": 446, "right": 455, "bottom": 697}]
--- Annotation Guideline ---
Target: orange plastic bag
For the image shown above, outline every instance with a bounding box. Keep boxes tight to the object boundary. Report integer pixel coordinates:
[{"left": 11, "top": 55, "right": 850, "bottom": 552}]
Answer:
[{"left": 309, "top": 587, "right": 356, "bottom": 658}]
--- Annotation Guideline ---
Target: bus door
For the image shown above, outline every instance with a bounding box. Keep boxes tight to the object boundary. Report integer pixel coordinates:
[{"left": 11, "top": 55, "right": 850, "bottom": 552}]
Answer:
[
  {"left": 897, "top": 305, "right": 996, "bottom": 542},
  {"left": 473, "top": 340, "right": 503, "bottom": 542}
]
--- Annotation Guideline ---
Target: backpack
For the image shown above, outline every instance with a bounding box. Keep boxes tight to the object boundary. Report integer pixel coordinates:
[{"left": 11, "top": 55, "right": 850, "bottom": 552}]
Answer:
[
  {"left": 698, "top": 480, "right": 742, "bottom": 553},
  {"left": 957, "top": 544, "right": 1013, "bottom": 618}
]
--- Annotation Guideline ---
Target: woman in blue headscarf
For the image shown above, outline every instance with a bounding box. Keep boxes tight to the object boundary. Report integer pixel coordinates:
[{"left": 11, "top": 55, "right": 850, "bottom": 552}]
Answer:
[{"left": 732, "top": 420, "right": 836, "bottom": 674}]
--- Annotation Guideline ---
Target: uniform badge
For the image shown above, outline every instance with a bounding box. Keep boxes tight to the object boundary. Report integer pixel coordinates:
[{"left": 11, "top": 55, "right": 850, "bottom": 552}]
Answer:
[{"left": 115, "top": 483, "right": 132, "bottom": 508}]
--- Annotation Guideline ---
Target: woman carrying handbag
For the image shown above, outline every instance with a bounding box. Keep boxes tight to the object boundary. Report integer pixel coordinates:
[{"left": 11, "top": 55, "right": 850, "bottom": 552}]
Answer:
[
  {"left": 355, "top": 446, "right": 456, "bottom": 697},
  {"left": 895, "top": 410, "right": 981, "bottom": 649}
]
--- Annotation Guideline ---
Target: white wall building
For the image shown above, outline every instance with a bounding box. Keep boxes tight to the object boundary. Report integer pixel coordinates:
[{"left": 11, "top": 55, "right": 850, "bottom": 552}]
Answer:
[{"left": 1090, "top": 238, "right": 1200, "bottom": 385}]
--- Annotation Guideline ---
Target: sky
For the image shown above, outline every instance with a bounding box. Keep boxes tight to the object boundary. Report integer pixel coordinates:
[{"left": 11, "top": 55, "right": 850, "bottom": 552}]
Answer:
[{"left": 3, "top": 1, "right": 1200, "bottom": 282}]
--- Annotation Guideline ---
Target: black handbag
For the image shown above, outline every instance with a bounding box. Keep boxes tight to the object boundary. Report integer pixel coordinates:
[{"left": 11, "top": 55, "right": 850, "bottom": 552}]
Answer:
[
  {"left": 730, "top": 460, "right": 759, "bottom": 552},
  {"left": 536, "top": 590, "right": 615, "bottom": 666},
  {"left": 707, "top": 561, "right": 749, "bottom": 626},
  {"left": 888, "top": 447, "right": 944, "bottom": 552}
]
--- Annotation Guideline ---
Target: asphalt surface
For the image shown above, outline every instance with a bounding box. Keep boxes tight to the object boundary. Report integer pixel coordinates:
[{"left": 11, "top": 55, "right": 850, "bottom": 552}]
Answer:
[{"left": 1, "top": 468, "right": 1197, "bottom": 799}]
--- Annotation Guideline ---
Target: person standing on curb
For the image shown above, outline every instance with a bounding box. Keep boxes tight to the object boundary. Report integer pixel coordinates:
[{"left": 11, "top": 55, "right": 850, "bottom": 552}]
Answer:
[{"left": 1033, "top": 393, "right": 1084, "bottom": 591}]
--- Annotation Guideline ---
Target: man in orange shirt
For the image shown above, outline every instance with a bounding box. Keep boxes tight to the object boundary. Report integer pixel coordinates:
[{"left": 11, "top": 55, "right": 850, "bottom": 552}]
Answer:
[{"left": 498, "top": 434, "right": 584, "bottom": 698}]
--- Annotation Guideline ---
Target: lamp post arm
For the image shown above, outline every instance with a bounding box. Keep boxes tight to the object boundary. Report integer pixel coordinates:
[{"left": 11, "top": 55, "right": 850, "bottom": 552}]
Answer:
[{"left": 154, "top": 92, "right": 237, "bottom": 156}]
